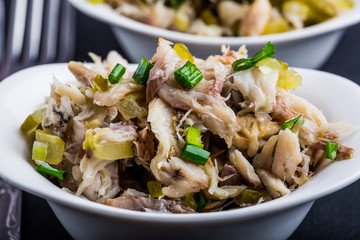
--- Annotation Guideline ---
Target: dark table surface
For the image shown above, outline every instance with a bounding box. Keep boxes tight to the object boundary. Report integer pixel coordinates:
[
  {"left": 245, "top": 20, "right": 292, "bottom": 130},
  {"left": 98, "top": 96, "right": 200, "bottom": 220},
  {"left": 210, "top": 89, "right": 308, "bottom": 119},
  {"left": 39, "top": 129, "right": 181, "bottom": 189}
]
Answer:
[{"left": 18, "top": 9, "right": 360, "bottom": 240}]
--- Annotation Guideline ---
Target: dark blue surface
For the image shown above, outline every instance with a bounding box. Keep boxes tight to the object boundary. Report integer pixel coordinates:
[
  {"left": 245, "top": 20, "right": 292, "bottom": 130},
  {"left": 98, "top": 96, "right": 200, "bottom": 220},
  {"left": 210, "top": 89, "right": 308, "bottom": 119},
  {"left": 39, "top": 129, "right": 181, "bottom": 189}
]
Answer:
[{"left": 20, "top": 9, "right": 360, "bottom": 240}]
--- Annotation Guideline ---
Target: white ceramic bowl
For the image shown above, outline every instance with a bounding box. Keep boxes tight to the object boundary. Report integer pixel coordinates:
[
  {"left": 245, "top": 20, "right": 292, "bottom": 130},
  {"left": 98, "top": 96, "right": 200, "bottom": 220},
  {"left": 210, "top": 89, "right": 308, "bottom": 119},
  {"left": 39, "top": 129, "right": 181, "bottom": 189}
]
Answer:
[
  {"left": 68, "top": 0, "right": 360, "bottom": 68},
  {"left": 0, "top": 64, "right": 359, "bottom": 240}
]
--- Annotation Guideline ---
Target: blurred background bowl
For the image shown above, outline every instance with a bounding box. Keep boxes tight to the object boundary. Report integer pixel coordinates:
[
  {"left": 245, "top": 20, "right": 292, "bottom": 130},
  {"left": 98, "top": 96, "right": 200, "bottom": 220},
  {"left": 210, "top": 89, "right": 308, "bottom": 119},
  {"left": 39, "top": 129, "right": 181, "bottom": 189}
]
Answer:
[{"left": 68, "top": 0, "right": 360, "bottom": 68}]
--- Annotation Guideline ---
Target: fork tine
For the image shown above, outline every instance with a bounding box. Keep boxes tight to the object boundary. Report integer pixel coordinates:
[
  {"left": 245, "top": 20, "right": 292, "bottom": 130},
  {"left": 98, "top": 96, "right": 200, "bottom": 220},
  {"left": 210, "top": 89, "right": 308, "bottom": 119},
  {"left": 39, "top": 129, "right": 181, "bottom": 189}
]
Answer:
[
  {"left": 10, "top": 0, "right": 28, "bottom": 62},
  {"left": 0, "top": 0, "right": 20, "bottom": 79},
  {"left": 39, "top": 0, "right": 60, "bottom": 63},
  {"left": 57, "top": 0, "right": 76, "bottom": 62},
  {"left": 0, "top": 0, "right": 5, "bottom": 64},
  {"left": 27, "top": 0, "right": 44, "bottom": 62}
]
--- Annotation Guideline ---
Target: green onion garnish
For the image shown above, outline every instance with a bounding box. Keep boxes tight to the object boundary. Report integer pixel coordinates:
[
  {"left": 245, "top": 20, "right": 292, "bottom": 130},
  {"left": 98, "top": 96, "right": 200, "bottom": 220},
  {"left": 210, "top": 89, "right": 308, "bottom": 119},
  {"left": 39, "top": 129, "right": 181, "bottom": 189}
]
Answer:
[
  {"left": 169, "top": 0, "right": 185, "bottom": 8},
  {"left": 108, "top": 63, "right": 126, "bottom": 84},
  {"left": 186, "top": 126, "right": 204, "bottom": 148},
  {"left": 36, "top": 160, "right": 65, "bottom": 180},
  {"left": 232, "top": 42, "right": 275, "bottom": 71},
  {"left": 132, "top": 57, "right": 153, "bottom": 85},
  {"left": 281, "top": 115, "right": 304, "bottom": 130},
  {"left": 174, "top": 61, "right": 203, "bottom": 88},
  {"left": 180, "top": 144, "right": 210, "bottom": 166},
  {"left": 32, "top": 141, "right": 48, "bottom": 161},
  {"left": 325, "top": 141, "right": 338, "bottom": 161},
  {"left": 193, "top": 192, "right": 206, "bottom": 211}
]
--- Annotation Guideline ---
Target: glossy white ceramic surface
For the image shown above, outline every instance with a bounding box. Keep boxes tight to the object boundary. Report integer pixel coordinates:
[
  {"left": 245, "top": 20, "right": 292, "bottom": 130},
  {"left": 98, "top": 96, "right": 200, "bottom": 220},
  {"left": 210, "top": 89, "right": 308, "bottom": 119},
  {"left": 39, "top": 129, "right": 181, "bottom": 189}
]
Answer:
[
  {"left": 0, "top": 64, "right": 359, "bottom": 239},
  {"left": 68, "top": 0, "right": 360, "bottom": 68}
]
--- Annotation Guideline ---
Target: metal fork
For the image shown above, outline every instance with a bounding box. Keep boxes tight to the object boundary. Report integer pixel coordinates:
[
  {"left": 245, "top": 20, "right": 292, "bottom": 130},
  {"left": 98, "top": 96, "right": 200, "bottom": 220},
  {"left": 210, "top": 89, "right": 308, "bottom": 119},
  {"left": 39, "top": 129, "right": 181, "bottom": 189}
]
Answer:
[
  {"left": 0, "top": 0, "right": 76, "bottom": 79},
  {"left": 0, "top": 0, "right": 76, "bottom": 239}
]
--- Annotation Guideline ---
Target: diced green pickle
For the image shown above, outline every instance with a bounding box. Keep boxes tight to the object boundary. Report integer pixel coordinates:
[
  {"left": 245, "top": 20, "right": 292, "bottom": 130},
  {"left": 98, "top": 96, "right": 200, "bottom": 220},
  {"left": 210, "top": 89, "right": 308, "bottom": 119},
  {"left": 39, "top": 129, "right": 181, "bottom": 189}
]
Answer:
[
  {"left": 201, "top": 9, "right": 218, "bottom": 25},
  {"left": 183, "top": 194, "right": 197, "bottom": 211},
  {"left": 35, "top": 130, "right": 65, "bottom": 165},
  {"left": 256, "top": 58, "right": 282, "bottom": 74},
  {"left": 282, "top": 1, "right": 310, "bottom": 20},
  {"left": 116, "top": 93, "right": 147, "bottom": 120},
  {"left": 234, "top": 189, "right": 263, "bottom": 206},
  {"left": 262, "top": 17, "right": 291, "bottom": 35},
  {"left": 174, "top": 43, "right": 194, "bottom": 63},
  {"left": 92, "top": 74, "right": 111, "bottom": 92},
  {"left": 174, "top": 1, "right": 192, "bottom": 31},
  {"left": 87, "top": 0, "right": 105, "bottom": 4},
  {"left": 277, "top": 69, "right": 302, "bottom": 90},
  {"left": 147, "top": 180, "right": 164, "bottom": 198},
  {"left": 83, "top": 128, "right": 134, "bottom": 160},
  {"left": 21, "top": 108, "right": 46, "bottom": 134}
]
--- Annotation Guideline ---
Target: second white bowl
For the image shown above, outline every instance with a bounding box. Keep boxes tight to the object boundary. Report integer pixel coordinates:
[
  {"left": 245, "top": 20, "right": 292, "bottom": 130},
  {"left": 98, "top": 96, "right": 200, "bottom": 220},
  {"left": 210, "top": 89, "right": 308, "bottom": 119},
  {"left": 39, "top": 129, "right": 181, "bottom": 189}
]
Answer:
[{"left": 68, "top": 0, "right": 360, "bottom": 68}]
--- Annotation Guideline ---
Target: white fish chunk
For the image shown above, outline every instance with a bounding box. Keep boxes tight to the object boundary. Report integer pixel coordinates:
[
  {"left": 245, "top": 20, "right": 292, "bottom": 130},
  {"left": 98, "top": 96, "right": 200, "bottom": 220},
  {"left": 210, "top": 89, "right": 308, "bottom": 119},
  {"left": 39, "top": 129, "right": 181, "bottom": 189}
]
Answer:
[
  {"left": 240, "top": 0, "right": 272, "bottom": 36},
  {"left": 253, "top": 135, "right": 279, "bottom": 171},
  {"left": 148, "top": 98, "right": 208, "bottom": 198},
  {"left": 256, "top": 169, "right": 290, "bottom": 198},
  {"left": 229, "top": 148, "right": 263, "bottom": 187},
  {"left": 233, "top": 67, "right": 278, "bottom": 113},
  {"left": 271, "top": 129, "right": 302, "bottom": 184},
  {"left": 204, "top": 161, "right": 245, "bottom": 200},
  {"left": 158, "top": 84, "right": 238, "bottom": 147}
]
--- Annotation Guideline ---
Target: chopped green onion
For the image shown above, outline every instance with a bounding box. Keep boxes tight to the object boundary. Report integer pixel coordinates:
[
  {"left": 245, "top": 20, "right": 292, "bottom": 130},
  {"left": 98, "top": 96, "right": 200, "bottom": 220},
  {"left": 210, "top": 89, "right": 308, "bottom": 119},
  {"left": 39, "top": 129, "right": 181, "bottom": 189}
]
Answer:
[
  {"left": 251, "top": 42, "right": 276, "bottom": 63},
  {"left": 35, "top": 130, "right": 65, "bottom": 165},
  {"left": 147, "top": 180, "right": 164, "bottom": 198},
  {"left": 174, "top": 61, "right": 203, "bottom": 88},
  {"left": 231, "top": 59, "right": 254, "bottom": 71},
  {"left": 169, "top": 0, "right": 185, "bottom": 8},
  {"left": 281, "top": 115, "right": 304, "bottom": 131},
  {"left": 36, "top": 160, "right": 65, "bottom": 180},
  {"left": 108, "top": 63, "right": 126, "bottom": 84},
  {"left": 234, "top": 189, "right": 263, "bottom": 206},
  {"left": 326, "top": 141, "right": 338, "bottom": 161},
  {"left": 232, "top": 42, "right": 275, "bottom": 71},
  {"left": 21, "top": 108, "right": 46, "bottom": 134},
  {"left": 291, "top": 115, "right": 305, "bottom": 133},
  {"left": 132, "top": 57, "right": 153, "bottom": 85},
  {"left": 180, "top": 144, "right": 210, "bottom": 166},
  {"left": 174, "top": 43, "right": 194, "bottom": 63},
  {"left": 193, "top": 192, "right": 206, "bottom": 211},
  {"left": 186, "top": 126, "right": 203, "bottom": 148},
  {"left": 92, "top": 74, "right": 111, "bottom": 92},
  {"left": 32, "top": 141, "right": 48, "bottom": 161}
]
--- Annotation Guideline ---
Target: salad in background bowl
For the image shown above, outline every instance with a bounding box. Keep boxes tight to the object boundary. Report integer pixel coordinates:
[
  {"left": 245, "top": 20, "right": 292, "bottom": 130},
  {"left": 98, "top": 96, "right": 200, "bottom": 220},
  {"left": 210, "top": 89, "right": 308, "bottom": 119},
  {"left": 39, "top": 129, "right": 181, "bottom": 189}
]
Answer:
[
  {"left": 102, "top": 0, "right": 354, "bottom": 37},
  {"left": 68, "top": 0, "right": 360, "bottom": 68}
]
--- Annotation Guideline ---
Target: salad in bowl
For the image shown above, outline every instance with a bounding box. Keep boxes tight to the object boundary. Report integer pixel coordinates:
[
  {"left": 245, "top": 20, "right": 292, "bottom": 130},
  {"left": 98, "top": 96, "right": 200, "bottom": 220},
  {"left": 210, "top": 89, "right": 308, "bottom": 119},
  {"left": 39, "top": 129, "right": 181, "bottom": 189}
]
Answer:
[{"left": 20, "top": 39, "right": 355, "bottom": 213}]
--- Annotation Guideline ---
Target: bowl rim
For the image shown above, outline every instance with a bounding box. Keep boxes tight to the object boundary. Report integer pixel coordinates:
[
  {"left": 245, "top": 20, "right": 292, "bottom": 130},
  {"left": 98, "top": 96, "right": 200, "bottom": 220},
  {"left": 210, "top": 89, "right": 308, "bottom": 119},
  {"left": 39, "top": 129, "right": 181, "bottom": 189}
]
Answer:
[
  {"left": 68, "top": 0, "right": 360, "bottom": 45},
  {"left": 1, "top": 63, "right": 360, "bottom": 223}
]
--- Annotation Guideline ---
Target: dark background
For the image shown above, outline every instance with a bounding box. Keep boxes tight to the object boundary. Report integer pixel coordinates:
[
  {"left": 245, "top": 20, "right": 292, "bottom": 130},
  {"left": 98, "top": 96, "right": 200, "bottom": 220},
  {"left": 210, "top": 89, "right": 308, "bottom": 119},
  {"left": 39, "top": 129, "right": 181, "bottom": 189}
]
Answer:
[{"left": 15, "top": 6, "right": 360, "bottom": 240}]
